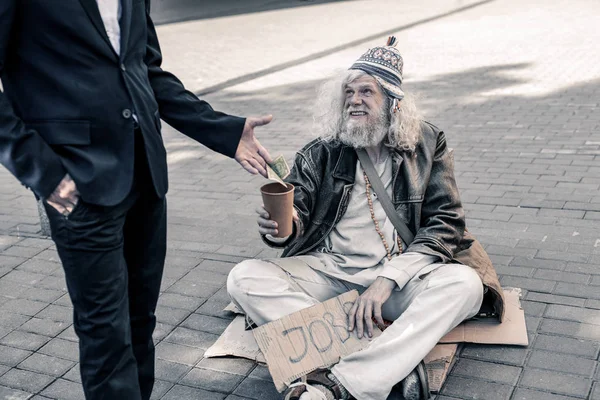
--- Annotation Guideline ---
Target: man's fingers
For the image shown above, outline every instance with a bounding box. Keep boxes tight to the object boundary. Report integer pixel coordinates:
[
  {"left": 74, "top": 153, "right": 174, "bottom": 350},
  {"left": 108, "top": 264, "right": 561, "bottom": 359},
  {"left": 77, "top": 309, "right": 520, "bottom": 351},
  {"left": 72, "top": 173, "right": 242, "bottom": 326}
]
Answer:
[
  {"left": 374, "top": 304, "right": 385, "bottom": 328},
  {"left": 256, "top": 206, "right": 270, "bottom": 219},
  {"left": 348, "top": 301, "right": 359, "bottom": 331},
  {"left": 239, "top": 160, "right": 259, "bottom": 175},
  {"left": 257, "top": 216, "right": 277, "bottom": 229},
  {"left": 249, "top": 115, "right": 273, "bottom": 128},
  {"left": 251, "top": 150, "right": 267, "bottom": 169},
  {"left": 257, "top": 141, "right": 274, "bottom": 164},
  {"left": 258, "top": 226, "right": 278, "bottom": 236},
  {"left": 355, "top": 303, "right": 365, "bottom": 339},
  {"left": 364, "top": 301, "right": 374, "bottom": 338},
  {"left": 247, "top": 157, "right": 267, "bottom": 178}
]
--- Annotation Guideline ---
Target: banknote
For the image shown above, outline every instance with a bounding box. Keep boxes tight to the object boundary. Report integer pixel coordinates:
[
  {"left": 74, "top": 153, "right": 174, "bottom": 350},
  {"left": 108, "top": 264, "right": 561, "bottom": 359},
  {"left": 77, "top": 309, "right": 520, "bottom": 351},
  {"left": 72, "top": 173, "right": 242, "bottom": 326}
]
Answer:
[
  {"left": 267, "top": 155, "right": 290, "bottom": 185},
  {"left": 266, "top": 164, "right": 286, "bottom": 185}
]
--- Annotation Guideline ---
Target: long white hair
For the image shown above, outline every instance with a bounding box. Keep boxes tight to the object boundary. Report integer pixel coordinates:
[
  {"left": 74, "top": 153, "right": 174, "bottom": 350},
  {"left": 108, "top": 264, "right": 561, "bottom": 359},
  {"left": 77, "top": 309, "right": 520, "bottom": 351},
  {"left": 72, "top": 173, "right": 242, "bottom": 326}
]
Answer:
[{"left": 313, "top": 69, "right": 422, "bottom": 152}]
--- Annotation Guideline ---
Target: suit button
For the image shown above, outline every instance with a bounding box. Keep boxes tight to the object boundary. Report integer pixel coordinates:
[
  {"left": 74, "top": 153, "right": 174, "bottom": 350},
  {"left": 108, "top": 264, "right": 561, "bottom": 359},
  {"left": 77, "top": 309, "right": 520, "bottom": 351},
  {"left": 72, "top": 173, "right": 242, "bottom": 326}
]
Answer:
[
  {"left": 122, "top": 109, "right": 132, "bottom": 119},
  {"left": 120, "top": 63, "right": 127, "bottom": 72}
]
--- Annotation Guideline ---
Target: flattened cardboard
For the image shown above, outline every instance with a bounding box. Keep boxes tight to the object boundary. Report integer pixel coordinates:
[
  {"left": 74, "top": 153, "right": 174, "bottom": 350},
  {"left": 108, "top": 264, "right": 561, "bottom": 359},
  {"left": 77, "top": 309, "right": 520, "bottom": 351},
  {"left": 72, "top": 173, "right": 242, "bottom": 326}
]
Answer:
[
  {"left": 440, "top": 288, "right": 528, "bottom": 346},
  {"left": 424, "top": 344, "right": 458, "bottom": 393},
  {"left": 206, "top": 288, "right": 527, "bottom": 393},
  {"left": 253, "top": 290, "right": 381, "bottom": 392},
  {"left": 204, "top": 315, "right": 266, "bottom": 363}
]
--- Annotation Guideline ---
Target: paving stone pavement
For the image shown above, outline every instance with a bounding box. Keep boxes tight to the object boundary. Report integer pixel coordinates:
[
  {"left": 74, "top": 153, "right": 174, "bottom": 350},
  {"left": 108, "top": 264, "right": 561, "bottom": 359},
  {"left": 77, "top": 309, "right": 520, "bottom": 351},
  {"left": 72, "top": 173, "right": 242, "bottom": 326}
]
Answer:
[{"left": 1, "top": 0, "right": 600, "bottom": 399}]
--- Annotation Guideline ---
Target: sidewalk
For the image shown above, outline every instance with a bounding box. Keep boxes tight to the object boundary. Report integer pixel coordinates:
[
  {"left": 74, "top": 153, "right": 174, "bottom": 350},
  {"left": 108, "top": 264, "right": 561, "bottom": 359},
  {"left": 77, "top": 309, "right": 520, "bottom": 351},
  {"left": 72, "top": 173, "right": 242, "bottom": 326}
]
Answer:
[{"left": 1, "top": 0, "right": 600, "bottom": 399}]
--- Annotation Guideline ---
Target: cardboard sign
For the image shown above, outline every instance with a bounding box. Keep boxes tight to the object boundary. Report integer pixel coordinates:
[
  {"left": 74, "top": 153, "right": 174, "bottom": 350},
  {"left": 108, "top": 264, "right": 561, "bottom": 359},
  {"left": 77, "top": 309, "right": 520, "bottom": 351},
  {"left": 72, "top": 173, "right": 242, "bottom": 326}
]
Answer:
[
  {"left": 440, "top": 288, "right": 528, "bottom": 346},
  {"left": 424, "top": 344, "right": 458, "bottom": 392},
  {"left": 252, "top": 290, "right": 381, "bottom": 392}
]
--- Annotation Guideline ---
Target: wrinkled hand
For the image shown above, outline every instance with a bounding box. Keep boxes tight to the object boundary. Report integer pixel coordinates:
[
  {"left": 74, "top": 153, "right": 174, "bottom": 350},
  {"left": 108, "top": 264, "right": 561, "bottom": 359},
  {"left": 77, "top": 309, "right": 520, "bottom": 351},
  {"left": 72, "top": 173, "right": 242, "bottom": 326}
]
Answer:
[
  {"left": 348, "top": 277, "right": 396, "bottom": 339},
  {"left": 46, "top": 174, "right": 80, "bottom": 216},
  {"left": 256, "top": 205, "right": 299, "bottom": 237},
  {"left": 235, "top": 115, "right": 273, "bottom": 177}
]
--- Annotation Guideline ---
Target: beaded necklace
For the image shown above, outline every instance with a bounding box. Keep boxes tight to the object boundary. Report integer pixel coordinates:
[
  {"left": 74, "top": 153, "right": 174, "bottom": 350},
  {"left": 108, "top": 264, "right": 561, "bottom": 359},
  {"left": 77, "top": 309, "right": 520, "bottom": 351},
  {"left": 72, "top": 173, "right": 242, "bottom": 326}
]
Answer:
[{"left": 363, "top": 170, "right": 403, "bottom": 261}]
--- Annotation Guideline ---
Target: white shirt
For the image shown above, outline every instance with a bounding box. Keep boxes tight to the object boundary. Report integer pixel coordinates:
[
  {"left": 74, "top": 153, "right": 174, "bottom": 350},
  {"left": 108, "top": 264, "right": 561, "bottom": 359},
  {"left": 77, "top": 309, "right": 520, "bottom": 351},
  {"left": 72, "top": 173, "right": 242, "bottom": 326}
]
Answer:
[
  {"left": 309, "top": 149, "right": 438, "bottom": 289},
  {"left": 96, "top": 0, "right": 122, "bottom": 55}
]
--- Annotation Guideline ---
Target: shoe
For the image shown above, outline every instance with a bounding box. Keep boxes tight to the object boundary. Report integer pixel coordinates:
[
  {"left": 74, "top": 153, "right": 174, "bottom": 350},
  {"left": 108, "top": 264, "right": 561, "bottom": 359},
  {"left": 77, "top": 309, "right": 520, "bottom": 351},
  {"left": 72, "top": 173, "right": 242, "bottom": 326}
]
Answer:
[
  {"left": 283, "top": 368, "right": 353, "bottom": 400},
  {"left": 401, "top": 361, "right": 430, "bottom": 400}
]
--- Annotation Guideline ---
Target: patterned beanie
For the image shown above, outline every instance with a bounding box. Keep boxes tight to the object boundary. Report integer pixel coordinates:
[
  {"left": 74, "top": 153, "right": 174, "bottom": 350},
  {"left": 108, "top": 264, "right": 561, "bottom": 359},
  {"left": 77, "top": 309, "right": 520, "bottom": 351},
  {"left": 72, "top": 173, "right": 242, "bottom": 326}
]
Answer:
[{"left": 349, "top": 36, "right": 405, "bottom": 104}]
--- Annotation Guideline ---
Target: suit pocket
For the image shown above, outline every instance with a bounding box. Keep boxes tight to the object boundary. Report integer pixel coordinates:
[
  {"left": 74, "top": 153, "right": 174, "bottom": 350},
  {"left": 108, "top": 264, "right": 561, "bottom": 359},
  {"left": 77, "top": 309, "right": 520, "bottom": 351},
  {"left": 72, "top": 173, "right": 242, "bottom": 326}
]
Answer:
[{"left": 26, "top": 120, "right": 91, "bottom": 145}]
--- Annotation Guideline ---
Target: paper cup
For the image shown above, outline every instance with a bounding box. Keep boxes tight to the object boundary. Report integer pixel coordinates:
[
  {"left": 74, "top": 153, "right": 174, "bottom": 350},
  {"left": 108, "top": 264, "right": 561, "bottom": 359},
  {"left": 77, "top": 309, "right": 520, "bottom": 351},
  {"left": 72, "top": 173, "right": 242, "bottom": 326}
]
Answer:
[{"left": 261, "top": 182, "right": 295, "bottom": 238}]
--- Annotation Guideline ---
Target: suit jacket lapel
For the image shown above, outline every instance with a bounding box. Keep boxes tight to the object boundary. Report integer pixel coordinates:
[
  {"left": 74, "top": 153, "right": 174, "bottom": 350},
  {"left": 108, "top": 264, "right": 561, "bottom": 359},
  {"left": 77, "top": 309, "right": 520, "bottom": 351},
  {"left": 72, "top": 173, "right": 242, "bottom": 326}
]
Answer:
[
  {"left": 119, "top": 0, "right": 132, "bottom": 60},
  {"left": 78, "top": 0, "right": 119, "bottom": 61}
]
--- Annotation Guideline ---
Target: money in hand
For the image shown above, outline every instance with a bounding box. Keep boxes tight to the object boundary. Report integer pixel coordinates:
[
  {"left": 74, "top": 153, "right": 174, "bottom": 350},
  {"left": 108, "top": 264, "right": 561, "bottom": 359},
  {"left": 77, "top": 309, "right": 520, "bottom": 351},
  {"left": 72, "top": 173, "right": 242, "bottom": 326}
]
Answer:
[{"left": 267, "top": 155, "right": 290, "bottom": 186}]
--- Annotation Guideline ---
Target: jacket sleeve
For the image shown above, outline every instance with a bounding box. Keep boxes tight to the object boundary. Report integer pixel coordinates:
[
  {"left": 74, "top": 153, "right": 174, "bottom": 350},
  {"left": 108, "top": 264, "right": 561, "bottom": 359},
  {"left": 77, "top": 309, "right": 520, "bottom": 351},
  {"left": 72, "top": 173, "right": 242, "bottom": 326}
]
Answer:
[
  {"left": 405, "top": 130, "right": 465, "bottom": 262},
  {"left": 261, "top": 152, "right": 319, "bottom": 248},
  {"left": 143, "top": 1, "right": 244, "bottom": 158},
  {"left": 0, "top": 1, "right": 67, "bottom": 199}
]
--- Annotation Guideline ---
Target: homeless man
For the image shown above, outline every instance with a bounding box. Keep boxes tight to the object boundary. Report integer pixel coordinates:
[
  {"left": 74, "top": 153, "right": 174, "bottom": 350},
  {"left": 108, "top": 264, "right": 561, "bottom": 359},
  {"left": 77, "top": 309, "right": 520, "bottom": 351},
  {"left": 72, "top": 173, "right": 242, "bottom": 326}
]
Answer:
[{"left": 227, "top": 37, "right": 505, "bottom": 400}]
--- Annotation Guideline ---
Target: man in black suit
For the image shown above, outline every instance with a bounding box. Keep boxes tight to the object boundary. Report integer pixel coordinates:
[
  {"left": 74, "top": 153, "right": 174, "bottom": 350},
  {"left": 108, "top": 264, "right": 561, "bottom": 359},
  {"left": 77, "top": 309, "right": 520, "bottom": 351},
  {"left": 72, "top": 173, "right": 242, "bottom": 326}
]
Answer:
[{"left": 0, "top": 1, "right": 272, "bottom": 398}]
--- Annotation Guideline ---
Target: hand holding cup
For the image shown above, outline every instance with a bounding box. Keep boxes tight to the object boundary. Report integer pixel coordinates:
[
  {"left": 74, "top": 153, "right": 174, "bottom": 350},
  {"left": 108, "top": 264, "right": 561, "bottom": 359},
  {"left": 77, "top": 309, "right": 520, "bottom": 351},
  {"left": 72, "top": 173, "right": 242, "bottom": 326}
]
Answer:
[{"left": 256, "top": 205, "right": 299, "bottom": 238}]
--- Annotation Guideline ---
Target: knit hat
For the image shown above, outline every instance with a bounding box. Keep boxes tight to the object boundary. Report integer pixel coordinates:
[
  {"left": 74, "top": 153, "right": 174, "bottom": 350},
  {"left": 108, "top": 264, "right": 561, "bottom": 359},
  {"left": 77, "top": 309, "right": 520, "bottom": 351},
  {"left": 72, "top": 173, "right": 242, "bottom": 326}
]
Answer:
[{"left": 349, "top": 36, "right": 405, "bottom": 102}]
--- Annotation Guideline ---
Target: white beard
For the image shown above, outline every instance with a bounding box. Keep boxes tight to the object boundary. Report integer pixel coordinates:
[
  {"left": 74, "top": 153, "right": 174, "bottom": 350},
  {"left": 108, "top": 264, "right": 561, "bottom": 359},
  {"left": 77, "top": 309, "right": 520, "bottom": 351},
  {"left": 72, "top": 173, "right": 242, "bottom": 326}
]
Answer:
[{"left": 338, "top": 109, "right": 389, "bottom": 148}]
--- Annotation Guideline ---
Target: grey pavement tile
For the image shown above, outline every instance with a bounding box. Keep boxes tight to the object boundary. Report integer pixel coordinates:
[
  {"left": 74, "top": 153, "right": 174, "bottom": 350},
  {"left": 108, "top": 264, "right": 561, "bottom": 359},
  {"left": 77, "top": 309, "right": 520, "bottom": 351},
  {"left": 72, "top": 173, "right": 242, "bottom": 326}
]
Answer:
[
  {"left": 38, "top": 338, "right": 79, "bottom": 362},
  {"left": 0, "top": 365, "right": 9, "bottom": 377},
  {"left": 195, "top": 296, "right": 237, "bottom": 320},
  {"left": 161, "top": 384, "right": 225, "bottom": 400},
  {"left": 0, "top": 299, "right": 49, "bottom": 317},
  {"left": 520, "top": 369, "right": 591, "bottom": 398},
  {"left": 587, "top": 299, "right": 600, "bottom": 309},
  {"left": 19, "top": 318, "right": 69, "bottom": 337},
  {"left": 0, "top": 386, "right": 32, "bottom": 400},
  {"left": 16, "top": 259, "right": 60, "bottom": 275},
  {"left": 0, "top": 255, "right": 27, "bottom": 270},
  {"left": 180, "top": 314, "right": 231, "bottom": 336},
  {"left": 0, "top": 345, "right": 32, "bottom": 367},
  {"left": 521, "top": 300, "right": 546, "bottom": 317},
  {"left": 30, "top": 396, "right": 53, "bottom": 400},
  {"left": 440, "top": 376, "right": 513, "bottom": 400},
  {"left": 53, "top": 293, "right": 73, "bottom": 307},
  {"left": 194, "top": 259, "right": 237, "bottom": 275},
  {"left": 181, "top": 367, "right": 244, "bottom": 393},
  {"left": 460, "top": 344, "right": 528, "bottom": 366},
  {"left": 153, "top": 322, "right": 176, "bottom": 343},
  {"left": 155, "top": 306, "right": 192, "bottom": 326},
  {"left": 164, "top": 327, "right": 219, "bottom": 350},
  {"left": 18, "top": 287, "right": 63, "bottom": 303},
  {"left": 509, "top": 257, "right": 566, "bottom": 271},
  {"left": 512, "top": 388, "right": 583, "bottom": 400},
  {"left": 499, "top": 276, "right": 556, "bottom": 293},
  {"left": 35, "top": 304, "right": 72, "bottom": 323},
  {"left": 247, "top": 365, "right": 271, "bottom": 381},
  {"left": 0, "top": 312, "right": 30, "bottom": 330},
  {"left": 16, "top": 238, "right": 52, "bottom": 249},
  {"left": 154, "top": 359, "right": 192, "bottom": 383},
  {"left": 544, "top": 304, "right": 600, "bottom": 324},
  {"left": 539, "top": 318, "right": 600, "bottom": 341},
  {"left": 2, "top": 270, "right": 46, "bottom": 286},
  {"left": 181, "top": 268, "right": 228, "bottom": 287},
  {"left": 157, "top": 293, "right": 207, "bottom": 312},
  {"left": 2, "top": 246, "right": 43, "bottom": 258},
  {"left": 526, "top": 350, "right": 596, "bottom": 377},
  {"left": 165, "top": 279, "right": 220, "bottom": 298},
  {"left": 533, "top": 269, "right": 590, "bottom": 284},
  {"left": 525, "top": 292, "right": 586, "bottom": 307},
  {"left": 197, "top": 358, "right": 255, "bottom": 376},
  {"left": 35, "top": 275, "right": 67, "bottom": 292},
  {"left": 592, "top": 383, "right": 600, "bottom": 400},
  {"left": 0, "top": 331, "right": 50, "bottom": 351},
  {"left": 57, "top": 325, "right": 78, "bottom": 342},
  {"left": 150, "top": 380, "right": 174, "bottom": 400},
  {"left": 62, "top": 365, "right": 81, "bottom": 383},
  {"left": 155, "top": 342, "right": 204, "bottom": 366},
  {"left": 32, "top": 249, "right": 60, "bottom": 263},
  {"left": 554, "top": 282, "right": 600, "bottom": 300},
  {"left": 225, "top": 396, "right": 253, "bottom": 400},
  {"left": 233, "top": 377, "right": 279, "bottom": 400},
  {"left": 451, "top": 358, "right": 521, "bottom": 385},
  {"left": 533, "top": 334, "right": 600, "bottom": 359},
  {"left": 0, "top": 368, "right": 54, "bottom": 394},
  {"left": 41, "top": 378, "right": 85, "bottom": 400},
  {"left": 18, "top": 353, "right": 75, "bottom": 377}
]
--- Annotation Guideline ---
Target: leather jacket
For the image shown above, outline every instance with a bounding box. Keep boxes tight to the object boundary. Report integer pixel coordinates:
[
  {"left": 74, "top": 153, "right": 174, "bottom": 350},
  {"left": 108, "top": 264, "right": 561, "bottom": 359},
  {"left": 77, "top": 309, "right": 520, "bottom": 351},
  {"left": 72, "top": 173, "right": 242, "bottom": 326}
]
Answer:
[{"left": 265, "top": 122, "right": 505, "bottom": 321}]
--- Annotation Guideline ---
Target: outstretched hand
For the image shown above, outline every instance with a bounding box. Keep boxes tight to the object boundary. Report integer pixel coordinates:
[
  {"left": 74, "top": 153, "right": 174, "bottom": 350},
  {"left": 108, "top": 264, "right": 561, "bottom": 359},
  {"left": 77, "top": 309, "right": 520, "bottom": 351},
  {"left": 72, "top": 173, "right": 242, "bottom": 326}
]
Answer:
[
  {"left": 348, "top": 277, "right": 396, "bottom": 339},
  {"left": 235, "top": 115, "right": 273, "bottom": 177}
]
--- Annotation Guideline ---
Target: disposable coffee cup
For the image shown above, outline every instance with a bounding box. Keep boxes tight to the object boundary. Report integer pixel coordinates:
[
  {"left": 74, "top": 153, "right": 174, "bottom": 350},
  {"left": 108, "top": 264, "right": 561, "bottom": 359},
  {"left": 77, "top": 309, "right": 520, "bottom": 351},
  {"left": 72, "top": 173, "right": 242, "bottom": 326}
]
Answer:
[{"left": 260, "top": 182, "right": 295, "bottom": 238}]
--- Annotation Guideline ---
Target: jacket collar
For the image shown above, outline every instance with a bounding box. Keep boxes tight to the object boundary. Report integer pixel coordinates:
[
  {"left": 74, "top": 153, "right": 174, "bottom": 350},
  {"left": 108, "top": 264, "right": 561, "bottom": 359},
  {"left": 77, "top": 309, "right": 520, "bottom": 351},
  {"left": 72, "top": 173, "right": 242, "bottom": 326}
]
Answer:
[
  {"left": 78, "top": 0, "right": 131, "bottom": 61},
  {"left": 332, "top": 143, "right": 404, "bottom": 183}
]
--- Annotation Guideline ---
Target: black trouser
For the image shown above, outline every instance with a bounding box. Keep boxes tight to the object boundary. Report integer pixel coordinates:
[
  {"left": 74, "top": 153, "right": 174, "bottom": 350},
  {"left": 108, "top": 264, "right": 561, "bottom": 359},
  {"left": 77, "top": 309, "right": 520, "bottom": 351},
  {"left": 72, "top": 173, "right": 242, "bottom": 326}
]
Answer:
[{"left": 44, "top": 130, "right": 166, "bottom": 400}]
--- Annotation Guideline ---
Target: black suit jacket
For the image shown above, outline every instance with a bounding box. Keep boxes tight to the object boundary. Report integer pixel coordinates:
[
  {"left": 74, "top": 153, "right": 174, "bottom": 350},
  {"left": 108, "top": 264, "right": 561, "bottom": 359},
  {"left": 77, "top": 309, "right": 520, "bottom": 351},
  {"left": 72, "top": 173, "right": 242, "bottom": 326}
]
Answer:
[{"left": 0, "top": 0, "right": 245, "bottom": 206}]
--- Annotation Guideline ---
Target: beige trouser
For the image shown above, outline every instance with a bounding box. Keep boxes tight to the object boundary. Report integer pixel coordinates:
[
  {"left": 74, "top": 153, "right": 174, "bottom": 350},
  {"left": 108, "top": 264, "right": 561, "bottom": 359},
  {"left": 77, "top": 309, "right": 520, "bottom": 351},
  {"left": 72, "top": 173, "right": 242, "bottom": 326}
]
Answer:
[{"left": 227, "top": 256, "right": 483, "bottom": 400}]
